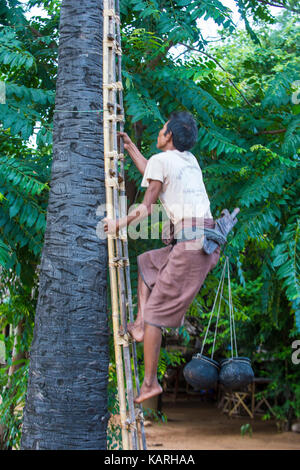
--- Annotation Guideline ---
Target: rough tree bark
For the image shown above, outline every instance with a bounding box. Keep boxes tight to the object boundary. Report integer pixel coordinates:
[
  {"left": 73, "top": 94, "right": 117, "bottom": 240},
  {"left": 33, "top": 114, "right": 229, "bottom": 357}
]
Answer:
[{"left": 21, "top": 0, "right": 109, "bottom": 450}]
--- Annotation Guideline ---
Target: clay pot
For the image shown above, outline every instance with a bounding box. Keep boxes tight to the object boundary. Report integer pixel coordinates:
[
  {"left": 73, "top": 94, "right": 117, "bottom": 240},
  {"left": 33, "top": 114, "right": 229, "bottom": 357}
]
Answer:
[
  {"left": 183, "top": 354, "right": 220, "bottom": 391},
  {"left": 219, "top": 357, "right": 254, "bottom": 391}
]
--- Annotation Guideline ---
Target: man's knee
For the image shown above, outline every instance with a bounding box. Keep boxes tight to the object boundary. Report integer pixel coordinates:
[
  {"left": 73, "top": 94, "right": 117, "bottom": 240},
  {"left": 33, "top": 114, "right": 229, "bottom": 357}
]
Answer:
[{"left": 144, "top": 320, "right": 163, "bottom": 332}]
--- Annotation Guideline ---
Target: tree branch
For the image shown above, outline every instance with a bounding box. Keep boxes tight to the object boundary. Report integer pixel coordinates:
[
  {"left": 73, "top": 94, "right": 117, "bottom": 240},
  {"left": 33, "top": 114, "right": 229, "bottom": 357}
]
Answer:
[
  {"left": 257, "top": 128, "right": 286, "bottom": 135},
  {"left": 28, "top": 25, "right": 57, "bottom": 49},
  {"left": 147, "top": 40, "right": 174, "bottom": 70},
  {"left": 255, "top": 0, "right": 300, "bottom": 14},
  {"left": 178, "top": 43, "right": 252, "bottom": 106}
]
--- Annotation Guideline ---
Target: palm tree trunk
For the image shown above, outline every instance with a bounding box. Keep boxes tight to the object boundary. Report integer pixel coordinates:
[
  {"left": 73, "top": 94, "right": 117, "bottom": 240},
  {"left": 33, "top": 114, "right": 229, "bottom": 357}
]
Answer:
[{"left": 21, "top": 0, "right": 109, "bottom": 450}]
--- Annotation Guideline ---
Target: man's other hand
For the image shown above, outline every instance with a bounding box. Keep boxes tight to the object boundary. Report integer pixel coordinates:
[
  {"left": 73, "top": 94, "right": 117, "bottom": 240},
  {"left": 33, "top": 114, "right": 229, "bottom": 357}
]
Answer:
[
  {"left": 102, "top": 217, "right": 119, "bottom": 236},
  {"left": 117, "top": 131, "right": 133, "bottom": 150}
]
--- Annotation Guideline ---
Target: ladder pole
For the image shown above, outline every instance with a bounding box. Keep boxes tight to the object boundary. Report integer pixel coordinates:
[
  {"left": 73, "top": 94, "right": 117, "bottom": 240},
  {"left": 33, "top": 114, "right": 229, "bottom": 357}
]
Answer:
[
  {"left": 113, "top": 2, "right": 147, "bottom": 450},
  {"left": 103, "top": 0, "right": 129, "bottom": 449},
  {"left": 124, "top": 255, "right": 147, "bottom": 449},
  {"left": 103, "top": 0, "right": 147, "bottom": 450},
  {"left": 114, "top": 0, "right": 147, "bottom": 448},
  {"left": 108, "top": 0, "right": 139, "bottom": 449}
]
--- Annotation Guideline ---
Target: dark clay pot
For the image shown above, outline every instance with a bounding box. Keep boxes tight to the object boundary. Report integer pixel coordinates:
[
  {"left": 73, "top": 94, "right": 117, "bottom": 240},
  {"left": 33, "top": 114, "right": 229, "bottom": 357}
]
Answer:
[
  {"left": 183, "top": 354, "right": 220, "bottom": 391},
  {"left": 219, "top": 357, "right": 254, "bottom": 391}
]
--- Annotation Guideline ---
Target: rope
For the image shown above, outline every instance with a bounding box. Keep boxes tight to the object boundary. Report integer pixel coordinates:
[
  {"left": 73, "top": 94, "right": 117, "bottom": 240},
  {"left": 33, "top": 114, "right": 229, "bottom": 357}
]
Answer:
[
  {"left": 227, "top": 257, "right": 238, "bottom": 358},
  {"left": 199, "top": 255, "right": 238, "bottom": 361},
  {"left": 211, "top": 259, "right": 227, "bottom": 359},
  {"left": 53, "top": 109, "right": 104, "bottom": 113},
  {"left": 200, "top": 258, "right": 227, "bottom": 357}
]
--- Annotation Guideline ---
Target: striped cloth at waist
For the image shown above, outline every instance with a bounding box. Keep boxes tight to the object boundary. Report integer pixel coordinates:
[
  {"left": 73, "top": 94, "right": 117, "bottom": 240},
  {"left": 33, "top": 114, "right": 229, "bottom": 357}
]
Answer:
[
  {"left": 173, "top": 218, "right": 226, "bottom": 245},
  {"left": 173, "top": 217, "right": 213, "bottom": 237}
]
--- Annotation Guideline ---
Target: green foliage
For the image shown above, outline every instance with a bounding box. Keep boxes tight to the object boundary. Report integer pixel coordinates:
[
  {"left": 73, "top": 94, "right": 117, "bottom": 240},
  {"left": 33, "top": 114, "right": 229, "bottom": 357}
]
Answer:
[
  {"left": 0, "top": 282, "right": 35, "bottom": 449},
  {"left": 240, "top": 423, "right": 253, "bottom": 437},
  {"left": 0, "top": 151, "right": 49, "bottom": 270},
  {"left": 0, "top": 239, "right": 10, "bottom": 267},
  {"left": 0, "top": 2, "right": 57, "bottom": 448},
  {"left": 122, "top": 4, "right": 299, "bottom": 433},
  {"left": 272, "top": 216, "right": 299, "bottom": 301},
  {"left": 0, "top": 363, "right": 29, "bottom": 449},
  {"left": 0, "top": 27, "right": 36, "bottom": 71},
  {"left": 0, "top": 0, "right": 299, "bottom": 448},
  {"left": 107, "top": 362, "right": 122, "bottom": 450},
  {"left": 0, "top": 0, "right": 55, "bottom": 274}
]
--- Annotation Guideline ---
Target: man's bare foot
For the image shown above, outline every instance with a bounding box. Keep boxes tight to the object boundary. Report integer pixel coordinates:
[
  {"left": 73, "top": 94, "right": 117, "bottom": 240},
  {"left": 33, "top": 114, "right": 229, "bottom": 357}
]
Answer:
[
  {"left": 134, "top": 382, "right": 163, "bottom": 404},
  {"left": 127, "top": 321, "right": 144, "bottom": 342}
]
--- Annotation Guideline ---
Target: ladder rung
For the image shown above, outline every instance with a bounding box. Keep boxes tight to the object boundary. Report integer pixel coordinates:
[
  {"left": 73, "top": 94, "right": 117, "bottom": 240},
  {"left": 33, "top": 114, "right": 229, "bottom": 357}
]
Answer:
[
  {"left": 103, "top": 39, "right": 122, "bottom": 53},
  {"left": 105, "top": 172, "right": 124, "bottom": 182},
  {"left": 107, "top": 114, "right": 125, "bottom": 122},
  {"left": 118, "top": 330, "right": 132, "bottom": 344},
  {"left": 105, "top": 151, "right": 125, "bottom": 160},
  {"left": 108, "top": 258, "right": 129, "bottom": 268},
  {"left": 108, "top": 170, "right": 124, "bottom": 181},
  {"left": 125, "top": 418, "right": 137, "bottom": 431},
  {"left": 104, "top": 81, "right": 123, "bottom": 90},
  {"left": 103, "top": 9, "right": 120, "bottom": 23},
  {"left": 105, "top": 178, "right": 125, "bottom": 191},
  {"left": 135, "top": 408, "right": 145, "bottom": 422},
  {"left": 106, "top": 36, "right": 121, "bottom": 49},
  {"left": 105, "top": 176, "right": 118, "bottom": 188},
  {"left": 117, "top": 336, "right": 130, "bottom": 347},
  {"left": 107, "top": 102, "right": 123, "bottom": 112},
  {"left": 112, "top": 256, "right": 129, "bottom": 264}
]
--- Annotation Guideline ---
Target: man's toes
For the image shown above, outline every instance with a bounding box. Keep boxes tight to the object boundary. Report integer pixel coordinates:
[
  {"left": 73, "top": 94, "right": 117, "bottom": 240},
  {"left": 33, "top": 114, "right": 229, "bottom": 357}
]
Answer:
[{"left": 134, "top": 385, "right": 162, "bottom": 403}]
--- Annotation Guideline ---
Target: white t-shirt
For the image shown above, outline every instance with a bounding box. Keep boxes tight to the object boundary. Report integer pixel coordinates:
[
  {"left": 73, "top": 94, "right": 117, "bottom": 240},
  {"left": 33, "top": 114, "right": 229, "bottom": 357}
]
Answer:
[{"left": 141, "top": 149, "right": 212, "bottom": 225}]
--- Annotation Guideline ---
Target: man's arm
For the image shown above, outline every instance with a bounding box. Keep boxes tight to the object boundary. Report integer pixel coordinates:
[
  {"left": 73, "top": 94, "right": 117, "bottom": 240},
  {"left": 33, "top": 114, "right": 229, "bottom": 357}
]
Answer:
[
  {"left": 103, "top": 179, "right": 162, "bottom": 234},
  {"left": 118, "top": 179, "right": 162, "bottom": 229},
  {"left": 118, "top": 131, "right": 148, "bottom": 175}
]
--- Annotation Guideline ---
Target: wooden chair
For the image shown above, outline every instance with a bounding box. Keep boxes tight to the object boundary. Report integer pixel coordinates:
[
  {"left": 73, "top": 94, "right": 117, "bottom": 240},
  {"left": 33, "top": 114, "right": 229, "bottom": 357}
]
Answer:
[
  {"left": 220, "top": 386, "right": 253, "bottom": 418},
  {"left": 250, "top": 377, "right": 276, "bottom": 417},
  {"left": 218, "top": 378, "right": 275, "bottom": 419}
]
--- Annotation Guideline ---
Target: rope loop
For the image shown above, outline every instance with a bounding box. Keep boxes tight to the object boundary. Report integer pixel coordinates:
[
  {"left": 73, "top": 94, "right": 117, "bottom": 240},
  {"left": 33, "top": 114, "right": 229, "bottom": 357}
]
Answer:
[{"left": 199, "top": 256, "right": 238, "bottom": 360}]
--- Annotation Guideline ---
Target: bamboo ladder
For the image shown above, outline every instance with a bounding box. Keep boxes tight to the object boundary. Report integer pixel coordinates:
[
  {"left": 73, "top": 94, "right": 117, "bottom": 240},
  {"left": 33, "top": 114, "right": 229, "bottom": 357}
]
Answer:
[{"left": 102, "top": 0, "right": 147, "bottom": 450}]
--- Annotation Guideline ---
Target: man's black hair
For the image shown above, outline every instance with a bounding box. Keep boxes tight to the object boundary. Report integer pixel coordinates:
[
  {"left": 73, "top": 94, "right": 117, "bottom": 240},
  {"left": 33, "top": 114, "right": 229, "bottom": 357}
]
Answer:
[{"left": 164, "top": 111, "right": 198, "bottom": 152}]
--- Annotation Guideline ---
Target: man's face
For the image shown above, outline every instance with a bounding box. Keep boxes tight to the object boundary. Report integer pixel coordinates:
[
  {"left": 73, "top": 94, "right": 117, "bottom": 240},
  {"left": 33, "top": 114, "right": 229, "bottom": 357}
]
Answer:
[{"left": 157, "top": 121, "right": 172, "bottom": 149}]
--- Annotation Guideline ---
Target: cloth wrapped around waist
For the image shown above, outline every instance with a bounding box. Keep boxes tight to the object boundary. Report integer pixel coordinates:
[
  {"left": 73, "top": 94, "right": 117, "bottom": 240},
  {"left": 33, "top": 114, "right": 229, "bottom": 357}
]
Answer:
[
  {"left": 162, "top": 217, "right": 226, "bottom": 254},
  {"left": 162, "top": 209, "right": 240, "bottom": 254}
]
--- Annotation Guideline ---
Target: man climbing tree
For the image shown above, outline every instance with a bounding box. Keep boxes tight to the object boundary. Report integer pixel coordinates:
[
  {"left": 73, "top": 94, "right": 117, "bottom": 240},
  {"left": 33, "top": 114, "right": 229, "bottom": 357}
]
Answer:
[
  {"left": 103, "top": 111, "right": 221, "bottom": 403},
  {"left": 21, "top": 0, "right": 109, "bottom": 450}
]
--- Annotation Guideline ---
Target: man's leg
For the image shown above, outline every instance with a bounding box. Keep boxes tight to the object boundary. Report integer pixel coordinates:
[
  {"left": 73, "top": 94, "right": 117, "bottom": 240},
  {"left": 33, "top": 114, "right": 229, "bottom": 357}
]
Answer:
[
  {"left": 134, "top": 322, "right": 163, "bottom": 404},
  {"left": 127, "top": 272, "right": 150, "bottom": 342}
]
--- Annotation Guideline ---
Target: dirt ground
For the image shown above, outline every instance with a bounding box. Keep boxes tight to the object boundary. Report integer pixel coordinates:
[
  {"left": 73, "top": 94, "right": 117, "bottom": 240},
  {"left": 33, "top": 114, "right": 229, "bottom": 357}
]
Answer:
[{"left": 144, "top": 396, "right": 300, "bottom": 450}]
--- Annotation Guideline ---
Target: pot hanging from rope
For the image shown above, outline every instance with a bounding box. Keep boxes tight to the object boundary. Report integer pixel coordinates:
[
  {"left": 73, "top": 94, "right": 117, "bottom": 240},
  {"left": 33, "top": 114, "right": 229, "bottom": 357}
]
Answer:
[
  {"left": 183, "top": 256, "right": 254, "bottom": 391},
  {"left": 218, "top": 258, "right": 254, "bottom": 391},
  {"left": 183, "top": 257, "right": 227, "bottom": 390}
]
